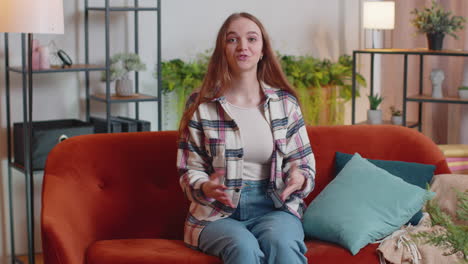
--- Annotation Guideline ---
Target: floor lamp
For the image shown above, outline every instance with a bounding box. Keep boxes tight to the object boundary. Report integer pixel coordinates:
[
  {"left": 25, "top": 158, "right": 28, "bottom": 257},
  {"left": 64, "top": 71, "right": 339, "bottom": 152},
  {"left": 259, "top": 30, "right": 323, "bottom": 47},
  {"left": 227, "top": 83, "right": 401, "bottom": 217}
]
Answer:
[
  {"left": 363, "top": 1, "right": 395, "bottom": 49},
  {"left": 0, "top": 1, "right": 64, "bottom": 264}
]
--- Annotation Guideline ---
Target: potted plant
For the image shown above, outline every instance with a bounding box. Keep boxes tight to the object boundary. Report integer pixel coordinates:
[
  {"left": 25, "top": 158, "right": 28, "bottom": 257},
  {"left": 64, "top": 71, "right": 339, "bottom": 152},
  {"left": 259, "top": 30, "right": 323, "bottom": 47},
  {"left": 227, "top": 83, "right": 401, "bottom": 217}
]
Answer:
[
  {"left": 390, "top": 106, "right": 403, "bottom": 125},
  {"left": 155, "top": 52, "right": 209, "bottom": 128},
  {"left": 105, "top": 53, "right": 147, "bottom": 96},
  {"left": 279, "top": 54, "right": 366, "bottom": 125},
  {"left": 458, "top": 86, "right": 468, "bottom": 99},
  {"left": 367, "top": 94, "right": 383, "bottom": 124},
  {"left": 410, "top": 0, "right": 466, "bottom": 50}
]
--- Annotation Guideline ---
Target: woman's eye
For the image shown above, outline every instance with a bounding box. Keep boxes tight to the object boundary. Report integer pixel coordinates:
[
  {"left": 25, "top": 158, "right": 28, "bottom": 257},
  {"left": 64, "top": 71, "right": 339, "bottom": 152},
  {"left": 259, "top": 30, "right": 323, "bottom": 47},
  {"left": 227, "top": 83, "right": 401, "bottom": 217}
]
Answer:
[
  {"left": 248, "top": 37, "right": 257, "bottom": 42},
  {"left": 227, "top": 38, "right": 237, "bottom": 43}
]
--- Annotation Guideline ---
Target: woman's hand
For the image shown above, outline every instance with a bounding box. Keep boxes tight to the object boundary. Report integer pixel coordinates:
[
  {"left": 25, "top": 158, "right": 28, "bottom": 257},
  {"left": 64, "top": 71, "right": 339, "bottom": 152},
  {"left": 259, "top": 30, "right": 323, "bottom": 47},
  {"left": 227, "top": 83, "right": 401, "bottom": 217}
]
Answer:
[
  {"left": 280, "top": 164, "right": 306, "bottom": 201},
  {"left": 201, "top": 170, "right": 235, "bottom": 207}
]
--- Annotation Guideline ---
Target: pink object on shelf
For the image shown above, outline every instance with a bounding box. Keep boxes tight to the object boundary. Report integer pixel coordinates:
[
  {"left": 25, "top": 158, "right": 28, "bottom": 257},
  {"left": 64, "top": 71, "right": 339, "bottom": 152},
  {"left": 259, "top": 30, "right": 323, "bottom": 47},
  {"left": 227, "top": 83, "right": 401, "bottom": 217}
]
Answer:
[
  {"left": 446, "top": 157, "right": 468, "bottom": 162},
  {"left": 38, "top": 46, "right": 50, "bottom": 69},
  {"left": 31, "top": 39, "right": 41, "bottom": 70}
]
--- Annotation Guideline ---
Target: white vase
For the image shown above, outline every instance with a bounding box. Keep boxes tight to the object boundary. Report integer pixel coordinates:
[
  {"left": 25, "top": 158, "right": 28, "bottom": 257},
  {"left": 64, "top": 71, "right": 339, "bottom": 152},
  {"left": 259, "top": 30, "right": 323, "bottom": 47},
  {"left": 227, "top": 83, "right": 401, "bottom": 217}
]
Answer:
[
  {"left": 115, "top": 79, "right": 134, "bottom": 96},
  {"left": 459, "top": 89, "right": 468, "bottom": 99},
  {"left": 391, "top": 115, "right": 403, "bottom": 126},
  {"left": 367, "top": 109, "right": 382, "bottom": 124}
]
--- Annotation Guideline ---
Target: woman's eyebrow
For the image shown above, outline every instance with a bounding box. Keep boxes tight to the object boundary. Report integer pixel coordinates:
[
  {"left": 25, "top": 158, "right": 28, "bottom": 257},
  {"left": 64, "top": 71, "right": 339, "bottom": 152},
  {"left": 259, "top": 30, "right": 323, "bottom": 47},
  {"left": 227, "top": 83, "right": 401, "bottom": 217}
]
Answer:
[{"left": 226, "top": 31, "right": 259, "bottom": 36}]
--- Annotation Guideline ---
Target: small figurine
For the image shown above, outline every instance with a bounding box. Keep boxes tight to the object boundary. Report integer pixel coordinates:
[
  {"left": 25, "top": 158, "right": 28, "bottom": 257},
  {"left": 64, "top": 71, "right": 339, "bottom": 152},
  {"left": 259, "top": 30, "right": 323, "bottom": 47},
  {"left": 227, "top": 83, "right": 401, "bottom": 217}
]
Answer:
[{"left": 430, "top": 69, "right": 445, "bottom": 98}]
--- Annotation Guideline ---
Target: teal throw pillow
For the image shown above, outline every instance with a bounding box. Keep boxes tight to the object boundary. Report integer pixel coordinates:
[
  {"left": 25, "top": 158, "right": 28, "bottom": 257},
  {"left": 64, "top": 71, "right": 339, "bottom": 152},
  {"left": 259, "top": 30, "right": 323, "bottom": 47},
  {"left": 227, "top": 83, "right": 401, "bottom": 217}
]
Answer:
[
  {"left": 335, "top": 151, "right": 436, "bottom": 225},
  {"left": 303, "top": 153, "right": 434, "bottom": 255}
]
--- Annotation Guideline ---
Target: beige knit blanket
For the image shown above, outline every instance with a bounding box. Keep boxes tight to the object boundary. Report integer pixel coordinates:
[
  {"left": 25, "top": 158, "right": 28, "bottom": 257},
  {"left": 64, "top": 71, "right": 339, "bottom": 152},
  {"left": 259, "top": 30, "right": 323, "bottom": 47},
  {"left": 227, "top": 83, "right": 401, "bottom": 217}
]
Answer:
[
  {"left": 377, "top": 174, "right": 467, "bottom": 264},
  {"left": 377, "top": 213, "right": 464, "bottom": 264}
]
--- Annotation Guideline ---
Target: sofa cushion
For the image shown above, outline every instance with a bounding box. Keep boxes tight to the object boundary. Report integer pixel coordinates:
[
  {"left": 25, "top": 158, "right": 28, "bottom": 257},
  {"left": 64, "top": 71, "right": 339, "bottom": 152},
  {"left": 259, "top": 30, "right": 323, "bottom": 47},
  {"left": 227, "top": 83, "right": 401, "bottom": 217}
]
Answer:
[
  {"left": 86, "top": 238, "right": 380, "bottom": 264},
  {"left": 303, "top": 153, "right": 434, "bottom": 255},
  {"left": 86, "top": 239, "right": 221, "bottom": 264},
  {"left": 335, "top": 151, "right": 436, "bottom": 225}
]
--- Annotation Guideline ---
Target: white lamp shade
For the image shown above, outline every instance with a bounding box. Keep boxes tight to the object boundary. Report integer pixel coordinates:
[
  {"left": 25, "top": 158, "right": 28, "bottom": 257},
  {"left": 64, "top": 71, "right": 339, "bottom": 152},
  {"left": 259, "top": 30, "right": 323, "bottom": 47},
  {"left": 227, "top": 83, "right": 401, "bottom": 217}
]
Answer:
[
  {"left": 363, "top": 1, "right": 395, "bottom": 30},
  {"left": 0, "top": 0, "right": 64, "bottom": 34}
]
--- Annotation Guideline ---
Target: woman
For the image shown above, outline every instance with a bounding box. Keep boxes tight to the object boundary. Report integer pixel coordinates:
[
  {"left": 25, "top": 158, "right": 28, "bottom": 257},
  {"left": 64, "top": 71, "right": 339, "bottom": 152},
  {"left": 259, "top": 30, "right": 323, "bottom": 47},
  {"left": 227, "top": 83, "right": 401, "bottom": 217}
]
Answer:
[{"left": 177, "top": 12, "right": 315, "bottom": 264}]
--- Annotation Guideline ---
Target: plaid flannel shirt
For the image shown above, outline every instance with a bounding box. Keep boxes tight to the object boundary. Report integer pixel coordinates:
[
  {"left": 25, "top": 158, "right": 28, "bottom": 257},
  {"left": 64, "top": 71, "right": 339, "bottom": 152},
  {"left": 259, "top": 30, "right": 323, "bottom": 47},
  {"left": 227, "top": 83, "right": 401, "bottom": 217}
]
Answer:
[{"left": 177, "top": 83, "right": 316, "bottom": 249}]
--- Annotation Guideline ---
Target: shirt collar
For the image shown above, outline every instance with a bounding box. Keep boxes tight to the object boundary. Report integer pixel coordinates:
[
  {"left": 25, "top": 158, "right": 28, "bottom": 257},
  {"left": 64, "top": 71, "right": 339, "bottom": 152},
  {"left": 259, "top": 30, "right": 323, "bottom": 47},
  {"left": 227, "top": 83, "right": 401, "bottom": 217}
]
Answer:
[{"left": 210, "top": 81, "right": 279, "bottom": 103}]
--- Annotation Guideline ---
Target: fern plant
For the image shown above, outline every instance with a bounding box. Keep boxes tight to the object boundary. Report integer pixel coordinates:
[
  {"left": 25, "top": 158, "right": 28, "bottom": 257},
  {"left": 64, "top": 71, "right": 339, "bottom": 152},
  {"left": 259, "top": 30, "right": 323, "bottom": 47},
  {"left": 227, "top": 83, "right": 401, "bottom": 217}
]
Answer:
[{"left": 412, "top": 190, "right": 468, "bottom": 262}]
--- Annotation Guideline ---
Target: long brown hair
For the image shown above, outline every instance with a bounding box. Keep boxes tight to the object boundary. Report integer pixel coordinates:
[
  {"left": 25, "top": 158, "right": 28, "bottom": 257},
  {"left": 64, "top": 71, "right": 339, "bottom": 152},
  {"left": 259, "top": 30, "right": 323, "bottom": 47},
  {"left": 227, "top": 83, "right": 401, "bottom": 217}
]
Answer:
[{"left": 179, "top": 12, "right": 298, "bottom": 134}]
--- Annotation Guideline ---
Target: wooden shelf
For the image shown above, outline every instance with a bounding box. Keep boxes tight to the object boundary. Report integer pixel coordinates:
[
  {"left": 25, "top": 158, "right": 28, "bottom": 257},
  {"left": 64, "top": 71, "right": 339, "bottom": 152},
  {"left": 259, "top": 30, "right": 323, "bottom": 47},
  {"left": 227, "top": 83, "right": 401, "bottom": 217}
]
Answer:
[
  {"left": 356, "top": 120, "right": 419, "bottom": 128},
  {"left": 9, "top": 64, "right": 106, "bottom": 74},
  {"left": 16, "top": 253, "right": 44, "bottom": 264},
  {"left": 87, "top": 7, "right": 159, "bottom": 11},
  {"left": 407, "top": 94, "right": 468, "bottom": 104},
  {"left": 91, "top": 93, "right": 159, "bottom": 103},
  {"left": 10, "top": 162, "right": 44, "bottom": 174},
  {"left": 355, "top": 48, "right": 468, "bottom": 56}
]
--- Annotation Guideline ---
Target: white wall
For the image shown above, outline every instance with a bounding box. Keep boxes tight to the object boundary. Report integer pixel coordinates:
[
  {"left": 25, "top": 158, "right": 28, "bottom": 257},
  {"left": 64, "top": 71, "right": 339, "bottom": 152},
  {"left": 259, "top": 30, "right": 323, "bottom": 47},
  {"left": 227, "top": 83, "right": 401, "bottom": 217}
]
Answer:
[{"left": 0, "top": 0, "right": 363, "bottom": 261}]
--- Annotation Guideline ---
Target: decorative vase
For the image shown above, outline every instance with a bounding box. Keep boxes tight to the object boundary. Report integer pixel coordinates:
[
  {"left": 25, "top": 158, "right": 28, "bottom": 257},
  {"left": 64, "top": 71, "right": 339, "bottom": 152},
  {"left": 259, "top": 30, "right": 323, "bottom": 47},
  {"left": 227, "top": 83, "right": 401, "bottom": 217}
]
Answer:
[
  {"left": 426, "top": 33, "right": 445, "bottom": 50},
  {"left": 391, "top": 115, "right": 403, "bottom": 126},
  {"left": 115, "top": 79, "right": 134, "bottom": 96},
  {"left": 367, "top": 109, "right": 382, "bottom": 124}
]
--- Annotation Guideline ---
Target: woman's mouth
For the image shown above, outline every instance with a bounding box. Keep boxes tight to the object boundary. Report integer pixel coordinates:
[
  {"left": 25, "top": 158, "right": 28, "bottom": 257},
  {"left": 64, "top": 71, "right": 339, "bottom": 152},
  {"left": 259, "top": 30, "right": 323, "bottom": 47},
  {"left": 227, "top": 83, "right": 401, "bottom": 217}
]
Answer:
[{"left": 237, "top": 54, "right": 248, "bottom": 61}]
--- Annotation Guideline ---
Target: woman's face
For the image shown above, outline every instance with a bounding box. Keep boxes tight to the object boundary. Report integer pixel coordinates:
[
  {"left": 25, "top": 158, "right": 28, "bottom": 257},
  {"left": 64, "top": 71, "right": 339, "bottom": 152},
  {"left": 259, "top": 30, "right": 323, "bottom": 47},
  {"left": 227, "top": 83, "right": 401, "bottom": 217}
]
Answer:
[{"left": 224, "top": 17, "right": 263, "bottom": 76}]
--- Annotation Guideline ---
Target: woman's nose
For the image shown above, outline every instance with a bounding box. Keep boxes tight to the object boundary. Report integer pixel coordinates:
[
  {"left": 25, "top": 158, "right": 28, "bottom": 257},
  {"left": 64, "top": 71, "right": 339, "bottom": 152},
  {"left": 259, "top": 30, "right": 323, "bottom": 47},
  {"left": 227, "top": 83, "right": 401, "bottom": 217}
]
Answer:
[{"left": 237, "top": 38, "right": 248, "bottom": 50}]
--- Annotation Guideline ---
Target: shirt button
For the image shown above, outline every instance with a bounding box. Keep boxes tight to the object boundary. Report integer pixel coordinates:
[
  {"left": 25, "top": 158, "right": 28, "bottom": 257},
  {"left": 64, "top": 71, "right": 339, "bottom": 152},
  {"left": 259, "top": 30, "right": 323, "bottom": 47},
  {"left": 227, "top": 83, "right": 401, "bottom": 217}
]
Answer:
[{"left": 235, "top": 188, "right": 240, "bottom": 192}]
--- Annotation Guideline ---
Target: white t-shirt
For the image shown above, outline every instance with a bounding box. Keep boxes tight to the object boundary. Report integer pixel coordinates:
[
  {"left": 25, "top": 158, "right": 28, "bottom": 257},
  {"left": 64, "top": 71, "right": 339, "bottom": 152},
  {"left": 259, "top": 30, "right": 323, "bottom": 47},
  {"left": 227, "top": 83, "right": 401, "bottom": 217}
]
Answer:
[{"left": 227, "top": 101, "right": 274, "bottom": 181}]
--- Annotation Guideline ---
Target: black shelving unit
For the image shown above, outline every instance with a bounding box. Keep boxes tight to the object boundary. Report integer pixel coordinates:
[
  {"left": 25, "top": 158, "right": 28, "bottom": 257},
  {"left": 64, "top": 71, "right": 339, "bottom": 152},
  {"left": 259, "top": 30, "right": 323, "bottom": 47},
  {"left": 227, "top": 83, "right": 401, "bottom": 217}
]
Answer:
[
  {"left": 85, "top": 0, "right": 162, "bottom": 132},
  {"left": 3, "top": 1, "right": 162, "bottom": 263},
  {"left": 4, "top": 36, "right": 107, "bottom": 264},
  {"left": 351, "top": 48, "right": 468, "bottom": 131}
]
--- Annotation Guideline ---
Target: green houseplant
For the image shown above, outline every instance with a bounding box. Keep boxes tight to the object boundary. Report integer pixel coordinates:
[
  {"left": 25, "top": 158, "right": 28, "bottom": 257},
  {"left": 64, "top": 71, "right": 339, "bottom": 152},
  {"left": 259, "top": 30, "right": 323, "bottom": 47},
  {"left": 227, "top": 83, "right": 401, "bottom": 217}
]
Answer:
[
  {"left": 155, "top": 53, "right": 209, "bottom": 127},
  {"left": 367, "top": 94, "right": 383, "bottom": 124},
  {"left": 410, "top": 0, "right": 466, "bottom": 50},
  {"left": 279, "top": 54, "right": 366, "bottom": 125},
  {"left": 390, "top": 106, "right": 402, "bottom": 125},
  {"left": 103, "top": 53, "right": 147, "bottom": 96}
]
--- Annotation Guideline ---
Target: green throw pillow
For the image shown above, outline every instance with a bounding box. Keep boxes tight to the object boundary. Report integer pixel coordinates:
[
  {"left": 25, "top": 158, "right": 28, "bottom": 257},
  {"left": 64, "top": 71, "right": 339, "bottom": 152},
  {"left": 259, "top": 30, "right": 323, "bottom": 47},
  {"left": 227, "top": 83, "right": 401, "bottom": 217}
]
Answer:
[
  {"left": 303, "top": 153, "right": 434, "bottom": 255},
  {"left": 335, "top": 151, "right": 436, "bottom": 225}
]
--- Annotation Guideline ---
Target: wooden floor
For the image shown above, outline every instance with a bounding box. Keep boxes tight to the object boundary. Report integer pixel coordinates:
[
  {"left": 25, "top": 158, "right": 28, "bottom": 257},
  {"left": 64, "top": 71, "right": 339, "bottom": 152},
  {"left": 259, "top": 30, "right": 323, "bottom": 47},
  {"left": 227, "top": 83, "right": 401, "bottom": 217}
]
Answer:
[{"left": 16, "top": 254, "right": 43, "bottom": 264}]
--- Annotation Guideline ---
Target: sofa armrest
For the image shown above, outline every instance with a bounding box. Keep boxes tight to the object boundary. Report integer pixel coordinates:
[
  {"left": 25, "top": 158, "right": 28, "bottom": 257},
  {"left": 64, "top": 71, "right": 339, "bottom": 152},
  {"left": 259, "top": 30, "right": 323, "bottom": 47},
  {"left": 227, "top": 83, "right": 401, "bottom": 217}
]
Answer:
[{"left": 41, "top": 131, "right": 187, "bottom": 264}]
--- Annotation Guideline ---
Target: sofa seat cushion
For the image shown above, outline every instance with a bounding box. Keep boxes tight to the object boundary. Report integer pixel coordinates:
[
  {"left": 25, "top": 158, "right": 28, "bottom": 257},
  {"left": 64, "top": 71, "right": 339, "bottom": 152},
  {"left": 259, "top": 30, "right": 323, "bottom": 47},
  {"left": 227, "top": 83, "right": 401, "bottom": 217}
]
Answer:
[
  {"left": 86, "top": 239, "right": 221, "bottom": 264},
  {"left": 305, "top": 240, "right": 379, "bottom": 263},
  {"left": 86, "top": 238, "right": 379, "bottom": 264}
]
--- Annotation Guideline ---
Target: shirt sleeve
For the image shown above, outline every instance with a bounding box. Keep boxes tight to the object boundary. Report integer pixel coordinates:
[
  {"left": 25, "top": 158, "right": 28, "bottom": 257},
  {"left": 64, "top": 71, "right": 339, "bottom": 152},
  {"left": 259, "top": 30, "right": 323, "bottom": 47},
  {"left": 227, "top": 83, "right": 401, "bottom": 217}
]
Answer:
[
  {"left": 176, "top": 94, "right": 215, "bottom": 206},
  {"left": 283, "top": 101, "right": 316, "bottom": 199}
]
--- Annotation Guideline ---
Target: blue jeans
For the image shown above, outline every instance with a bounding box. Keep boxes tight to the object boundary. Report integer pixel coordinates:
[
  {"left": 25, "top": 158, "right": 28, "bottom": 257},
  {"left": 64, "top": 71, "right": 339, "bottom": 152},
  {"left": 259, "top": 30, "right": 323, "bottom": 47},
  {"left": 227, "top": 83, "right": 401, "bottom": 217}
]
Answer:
[{"left": 199, "top": 180, "right": 307, "bottom": 264}]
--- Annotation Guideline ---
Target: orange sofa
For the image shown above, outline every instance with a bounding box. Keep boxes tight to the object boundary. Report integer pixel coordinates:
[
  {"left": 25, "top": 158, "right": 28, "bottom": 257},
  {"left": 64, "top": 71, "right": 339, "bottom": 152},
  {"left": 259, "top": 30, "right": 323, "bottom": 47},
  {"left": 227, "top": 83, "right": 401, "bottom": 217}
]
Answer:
[{"left": 41, "top": 125, "right": 450, "bottom": 264}]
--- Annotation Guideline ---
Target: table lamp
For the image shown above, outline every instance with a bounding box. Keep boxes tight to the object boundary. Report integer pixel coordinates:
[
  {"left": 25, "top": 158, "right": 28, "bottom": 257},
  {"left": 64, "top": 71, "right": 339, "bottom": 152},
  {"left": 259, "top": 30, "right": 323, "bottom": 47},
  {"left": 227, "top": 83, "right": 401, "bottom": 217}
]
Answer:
[
  {"left": 363, "top": 1, "right": 395, "bottom": 49},
  {"left": 0, "top": 1, "right": 64, "bottom": 264}
]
